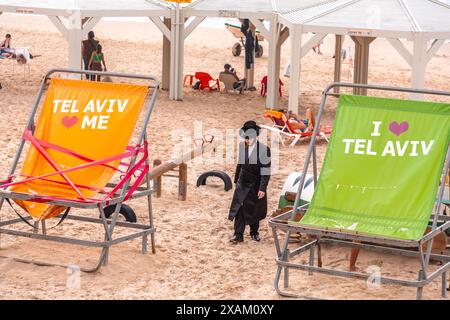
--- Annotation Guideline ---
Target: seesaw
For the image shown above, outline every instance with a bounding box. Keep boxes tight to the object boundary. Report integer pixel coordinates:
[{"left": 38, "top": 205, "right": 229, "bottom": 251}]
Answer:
[{"left": 149, "top": 139, "right": 218, "bottom": 201}]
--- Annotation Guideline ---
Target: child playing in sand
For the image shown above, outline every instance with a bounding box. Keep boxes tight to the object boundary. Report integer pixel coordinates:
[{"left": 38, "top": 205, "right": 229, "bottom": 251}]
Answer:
[{"left": 228, "top": 121, "right": 271, "bottom": 243}]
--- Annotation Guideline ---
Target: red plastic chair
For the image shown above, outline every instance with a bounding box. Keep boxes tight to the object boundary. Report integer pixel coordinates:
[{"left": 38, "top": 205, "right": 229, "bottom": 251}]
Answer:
[
  {"left": 260, "top": 76, "right": 283, "bottom": 97},
  {"left": 194, "top": 72, "right": 220, "bottom": 92}
]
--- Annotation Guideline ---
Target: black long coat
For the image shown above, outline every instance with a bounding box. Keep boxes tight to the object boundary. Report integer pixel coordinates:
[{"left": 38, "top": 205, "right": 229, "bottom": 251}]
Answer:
[{"left": 228, "top": 141, "right": 271, "bottom": 225}]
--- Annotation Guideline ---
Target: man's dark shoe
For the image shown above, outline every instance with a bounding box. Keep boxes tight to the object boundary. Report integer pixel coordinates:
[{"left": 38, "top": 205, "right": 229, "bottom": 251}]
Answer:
[
  {"left": 251, "top": 234, "right": 261, "bottom": 242},
  {"left": 230, "top": 235, "right": 244, "bottom": 243}
]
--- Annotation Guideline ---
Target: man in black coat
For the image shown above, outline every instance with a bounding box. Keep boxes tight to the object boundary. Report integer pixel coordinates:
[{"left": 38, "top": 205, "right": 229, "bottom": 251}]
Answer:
[{"left": 229, "top": 121, "right": 271, "bottom": 243}]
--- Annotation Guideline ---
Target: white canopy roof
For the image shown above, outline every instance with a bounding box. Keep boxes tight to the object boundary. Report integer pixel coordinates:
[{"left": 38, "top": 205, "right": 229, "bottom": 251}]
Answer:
[
  {"left": 278, "top": 0, "right": 450, "bottom": 40},
  {"left": 0, "top": 0, "right": 171, "bottom": 17},
  {"left": 184, "top": 0, "right": 450, "bottom": 40}
]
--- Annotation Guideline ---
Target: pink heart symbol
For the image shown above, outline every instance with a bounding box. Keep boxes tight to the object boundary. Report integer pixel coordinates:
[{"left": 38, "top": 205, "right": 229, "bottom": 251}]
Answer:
[
  {"left": 389, "top": 121, "right": 409, "bottom": 137},
  {"left": 61, "top": 116, "right": 78, "bottom": 128}
]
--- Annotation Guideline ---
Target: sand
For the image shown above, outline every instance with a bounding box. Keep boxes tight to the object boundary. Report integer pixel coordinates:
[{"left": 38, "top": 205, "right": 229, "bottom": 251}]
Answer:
[{"left": 0, "top": 14, "right": 449, "bottom": 300}]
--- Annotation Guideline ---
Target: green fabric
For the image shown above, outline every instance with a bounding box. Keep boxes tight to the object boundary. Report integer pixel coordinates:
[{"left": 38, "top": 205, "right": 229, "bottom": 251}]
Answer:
[
  {"left": 93, "top": 53, "right": 102, "bottom": 63},
  {"left": 299, "top": 95, "right": 450, "bottom": 240}
]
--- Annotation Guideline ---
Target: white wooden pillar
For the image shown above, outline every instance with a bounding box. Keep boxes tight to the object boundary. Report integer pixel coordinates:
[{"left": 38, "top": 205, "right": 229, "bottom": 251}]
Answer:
[
  {"left": 333, "top": 35, "right": 344, "bottom": 94},
  {"left": 67, "top": 10, "right": 82, "bottom": 73},
  {"left": 176, "top": 11, "right": 185, "bottom": 100},
  {"left": 162, "top": 18, "right": 171, "bottom": 91},
  {"left": 266, "top": 15, "right": 279, "bottom": 109},
  {"left": 288, "top": 26, "right": 302, "bottom": 113},
  {"left": 169, "top": 9, "right": 178, "bottom": 100},
  {"left": 388, "top": 36, "right": 445, "bottom": 100},
  {"left": 411, "top": 34, "right": 428, "bottom": 100}
]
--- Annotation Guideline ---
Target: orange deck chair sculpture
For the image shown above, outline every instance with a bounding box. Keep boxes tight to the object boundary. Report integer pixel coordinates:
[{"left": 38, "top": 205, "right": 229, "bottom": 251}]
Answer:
[{"left": 0, "top": 69, "right": 159, "bottom": 272}]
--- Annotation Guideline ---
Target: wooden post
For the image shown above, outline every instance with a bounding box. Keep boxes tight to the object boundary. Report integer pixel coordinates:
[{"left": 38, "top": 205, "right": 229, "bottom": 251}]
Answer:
[
  {"left": 162, "top": 18, "right": 171, "bottom": 91},
  {"left": 350, "top": 36, "right": 375, "bottom": 96},
  {"left": 333, "top": 35, "right": 343, "bottom": 94},
  {"left": 178, "top": 163, "right": 187, "bottom": 201},
  {"left": 153, "top": 159, "right": 162, "bottom": 198}
]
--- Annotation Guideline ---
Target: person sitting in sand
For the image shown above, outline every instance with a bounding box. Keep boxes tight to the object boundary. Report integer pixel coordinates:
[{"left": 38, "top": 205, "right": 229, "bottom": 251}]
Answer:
[
  {"left": 223, "top": 63, "right": 246, "bottom": 93},
  {"left": 0, "top": 34, "right": 14, "bottom": 57},
  {"left": 279, "top": 108, "right": 316, "bottom": 133},
  {"left": 89, "top": 44, "right": 107, "bottom": 82}
]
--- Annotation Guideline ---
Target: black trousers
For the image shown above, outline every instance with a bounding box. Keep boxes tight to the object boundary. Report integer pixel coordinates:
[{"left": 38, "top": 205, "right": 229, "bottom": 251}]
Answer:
[{"left": 234, "top": 209, "right": 259, "bottom": 238}]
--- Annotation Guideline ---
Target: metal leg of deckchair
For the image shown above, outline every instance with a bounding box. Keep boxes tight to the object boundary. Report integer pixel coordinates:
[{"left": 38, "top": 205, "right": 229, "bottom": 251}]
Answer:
[
  {"left": 416, "top": 270, "right": 425, "bottom": 300},
  {"left": 441, "top": 272, "right": 447, "bottom": 298},
  {"left": 33, "top": 221, "right": 39, "bottom": 234},
  {"left": 41, "top": 221, "right": 47, "bottom": 236},
  {"left": 144, "top": 134, "right": 156, "bottom": 255},
  {"left": 284, "top": 249, "right": 290, "bottom": 289},
  {"left": 98, "top": 205, "right": 113, "bottom": 267},
  {"left": 308, "top": 246, "right": 315, "bottom": 276},
  {"left": 147, "top": 193, "right": 156, "bottom": 254},
  {"left": 10, "top": 248, "right": 107, "bottom": 273}
]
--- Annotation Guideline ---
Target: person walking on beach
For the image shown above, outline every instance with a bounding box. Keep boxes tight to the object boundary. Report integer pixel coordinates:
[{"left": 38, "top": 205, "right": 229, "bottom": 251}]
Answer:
[
  {"left": 228, "top": 121, "right": 271, "bottom": 243},
  {"left": 89, "top": 44, "right": 107, "bottom": 82},
  {"left": 82, "top": 31, "right": 99, "bottom": 80}
]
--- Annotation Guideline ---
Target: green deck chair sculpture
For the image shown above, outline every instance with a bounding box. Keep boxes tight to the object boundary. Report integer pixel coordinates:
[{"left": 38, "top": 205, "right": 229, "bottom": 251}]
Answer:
[{"left": 269, "top": 83, "right": 450, "bottom": 299}]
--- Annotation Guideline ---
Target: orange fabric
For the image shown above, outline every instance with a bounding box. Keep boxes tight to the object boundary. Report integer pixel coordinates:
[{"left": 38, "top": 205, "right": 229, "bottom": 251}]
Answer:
[{"left": 10, "top": 78, "right": 149, "bottom": 220}]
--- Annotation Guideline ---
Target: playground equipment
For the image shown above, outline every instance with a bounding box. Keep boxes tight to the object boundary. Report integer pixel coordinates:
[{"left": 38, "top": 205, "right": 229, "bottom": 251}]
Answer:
[
  {"left": 225, "top": 23, "right": 264, "bottom": 58},
  {"left": 151, "top": 139, "right": 218, "bottom": 201},
  {"left": 196, "top": 170, "right": 233, "bottom": 192},
  {"left": 0, "top": 69, "right": 159, "bottom": 272},
  {"left": 269, "top": 83, "right": 450, "bottom": 300}
]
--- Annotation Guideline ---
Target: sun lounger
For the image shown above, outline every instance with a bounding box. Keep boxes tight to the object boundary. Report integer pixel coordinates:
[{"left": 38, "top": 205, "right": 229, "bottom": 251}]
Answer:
[
  {"left": 269, "top": 83, "right": 450, "bottom": 299},
  {"left": 0, "top": 69, "right": 159, "bottom": 272},
  {"left": 260, "top": 109, "right": 331, "bottom": 146}
]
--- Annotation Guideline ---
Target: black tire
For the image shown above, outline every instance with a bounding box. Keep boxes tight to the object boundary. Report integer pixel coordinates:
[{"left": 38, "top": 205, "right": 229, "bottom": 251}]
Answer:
[
  {"left": 196, "top": 170, "right": 233, "bottom": 192},
  {"left": 101, "top": 203, "right": 137, "bottom": 223},
  {"left": 232, "top": 43, "right": 242, "bottom": 57},
  {"left": 256, "top": 45, "right": 263, "bottom": 58}
]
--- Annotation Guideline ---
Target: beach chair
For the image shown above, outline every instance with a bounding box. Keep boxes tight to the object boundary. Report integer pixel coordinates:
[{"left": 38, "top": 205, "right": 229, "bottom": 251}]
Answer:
[
  {"left": 0, "top": 69, "right": 159, "bottom": 272},
  {"left": 260, "top": 75, "right": 283, "bottom": 97},
  {"left": 269, "top": 83, "right": 450, "bottom": 299},
  {"left": 260, "top": 109, "right": 331, "bottom": 146},
  {"left": 12, "top": 47, "right": 31, "bottom": 77},
  {"left": 194, "top": 72, "right": 220, "bottom": 92},
  {"left": 218, "top": 72, "right": 239, "bottom": 94}
]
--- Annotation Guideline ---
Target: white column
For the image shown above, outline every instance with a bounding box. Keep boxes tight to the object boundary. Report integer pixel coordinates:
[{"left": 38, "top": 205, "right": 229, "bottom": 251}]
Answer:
[
  {"left": 67, "top": 10, "right": 82, "bottom": 74},
  {"left": 169, "top": 9, "right": 177, "bottom": 100},
  {"left": 411, "top": 35, "right": 428, "bottom": 100},
  {"left": 266, "top": 15, "right": 279, "bottom": 109},
  {"left": 176, "top": 11, "right": 185, "bottom": 101},
  {"left": 288, "top": 26, "right": 302, "bottom": 113}
]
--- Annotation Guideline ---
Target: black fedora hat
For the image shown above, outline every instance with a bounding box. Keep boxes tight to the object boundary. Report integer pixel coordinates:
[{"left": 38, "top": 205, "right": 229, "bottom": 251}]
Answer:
[{"left": 239, "top": 120, "right": 261, "bottom": 138}]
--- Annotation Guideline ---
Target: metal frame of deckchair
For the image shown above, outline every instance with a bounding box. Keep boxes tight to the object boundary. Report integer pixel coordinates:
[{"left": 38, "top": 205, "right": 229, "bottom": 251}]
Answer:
[
  {"left": 269, "top": 83, "right": 450, "bottom": 300},
  {"left": 0, "top": 68, "right": 159, "bottom": 272}
]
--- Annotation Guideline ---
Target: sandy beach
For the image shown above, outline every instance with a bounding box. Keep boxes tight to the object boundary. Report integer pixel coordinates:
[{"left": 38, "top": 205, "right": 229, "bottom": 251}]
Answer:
[{"left": 0, "top": 13, "right": 449, "bottom": 300}]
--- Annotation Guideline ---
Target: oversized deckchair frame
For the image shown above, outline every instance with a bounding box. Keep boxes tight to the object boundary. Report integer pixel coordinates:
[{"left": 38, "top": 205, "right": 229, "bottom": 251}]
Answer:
[
  {"left": 0, "top": 69, "right": 159, "bottom": 272},
  {"left": 269, "top": 83, "right": 450, "bottom": 300}
]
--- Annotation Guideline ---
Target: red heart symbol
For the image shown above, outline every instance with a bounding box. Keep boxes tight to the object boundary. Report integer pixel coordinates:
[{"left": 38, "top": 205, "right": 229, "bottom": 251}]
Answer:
[{"left": 61, "top": 116, "right": 78, "bottom": 128}]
